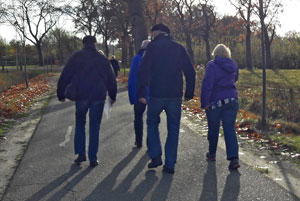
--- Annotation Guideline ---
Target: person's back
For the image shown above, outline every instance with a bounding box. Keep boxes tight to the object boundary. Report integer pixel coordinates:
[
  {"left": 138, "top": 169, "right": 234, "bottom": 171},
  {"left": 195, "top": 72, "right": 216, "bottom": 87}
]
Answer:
[
  {"left": 137, "top": 24, "right": 195, "bottom": 174},
  {"left": 57, "top": 35, "right": 117, "bottom": 167}
]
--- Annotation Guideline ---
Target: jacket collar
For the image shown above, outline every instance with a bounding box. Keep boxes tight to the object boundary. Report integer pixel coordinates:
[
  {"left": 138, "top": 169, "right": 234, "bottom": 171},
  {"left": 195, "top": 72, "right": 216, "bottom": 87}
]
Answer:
[{"left": 153, "top": 33, "right": 172, "bottom": 41}]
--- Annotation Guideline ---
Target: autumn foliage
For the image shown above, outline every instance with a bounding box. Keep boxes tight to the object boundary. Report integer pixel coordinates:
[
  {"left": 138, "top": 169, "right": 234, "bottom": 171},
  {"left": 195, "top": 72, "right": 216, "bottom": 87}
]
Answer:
[{"left": 0, "top": 74, "right": 55, "bottom": 120}]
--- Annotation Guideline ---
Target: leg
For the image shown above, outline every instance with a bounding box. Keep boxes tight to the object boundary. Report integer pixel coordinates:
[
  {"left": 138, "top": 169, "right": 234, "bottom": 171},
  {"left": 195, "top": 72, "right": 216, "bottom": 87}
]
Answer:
[
  {"left": 164, "top": 98, "right": 182, "bottom": 169},
  {"left": 146, "top": 98, "right": 164, "bottom": 159},
  {"left": 221, "top": 100, "right": 239, "bottom": 160},
  {"left": 205, "top": 108, "right": 221, "bottom": 156},
  {"left": 88, "top": 101, "right": 105, "bottom": 163},
  {"left": 75, "top": 100, "right": 89, "bottom": 156},
  {"left": 134, "top": 102, "right": 147, "bottom": 146}
]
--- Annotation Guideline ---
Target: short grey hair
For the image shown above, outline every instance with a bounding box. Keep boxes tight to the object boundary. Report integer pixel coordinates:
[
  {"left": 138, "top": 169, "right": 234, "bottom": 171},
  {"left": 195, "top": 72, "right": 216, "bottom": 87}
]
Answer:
[
  {"left": 140, "top": 40, "right": 150, "bottom": 49},
  {"left": 212, "top": 44, "right": 231, "bottom": 58}
]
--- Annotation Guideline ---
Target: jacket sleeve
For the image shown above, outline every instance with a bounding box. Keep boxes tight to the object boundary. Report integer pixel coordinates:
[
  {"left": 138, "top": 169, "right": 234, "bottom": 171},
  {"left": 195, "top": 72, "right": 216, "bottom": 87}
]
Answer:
[
  {"left": 201, "top": 62, "right": 215, "bottom": 108},
  {"left": 128, "top": 55, "right": 140, "bottom": 104},
  {"left": 57, "top": 54, "right": 76, "bottom": 100},
  {"left": 137, "top": 47, "right": 153, "bottom": 99},
  {"left": 181, "top": 47, "right": 196, "bottom": 99},
  {"left": 106, "top": 61, "right": 117, "bottom": 101}
]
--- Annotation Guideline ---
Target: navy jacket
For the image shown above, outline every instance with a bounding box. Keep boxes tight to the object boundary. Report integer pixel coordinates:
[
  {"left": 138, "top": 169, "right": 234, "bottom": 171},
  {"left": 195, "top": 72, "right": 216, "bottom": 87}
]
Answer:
[
  {"left": 128, "top": 49, "right": 149, "bottom": 104},
  {"left": 137, "top": 33, "right": 195, "bottom": 99},
  {"left": 201, "top": 56, "right": 239, "bottom": 108},
  {"left": 57, "top": 45, "right": 117, "bottom": 101}
]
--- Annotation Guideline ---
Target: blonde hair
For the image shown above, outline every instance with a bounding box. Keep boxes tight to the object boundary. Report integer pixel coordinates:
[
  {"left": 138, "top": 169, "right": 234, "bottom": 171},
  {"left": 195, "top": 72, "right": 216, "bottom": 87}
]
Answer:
[
  {"left": 212, "top": 44, "right": 231, "bottom": 58},
  {"left": 98, "top": 50, "right": 104, "bottom": 55}
]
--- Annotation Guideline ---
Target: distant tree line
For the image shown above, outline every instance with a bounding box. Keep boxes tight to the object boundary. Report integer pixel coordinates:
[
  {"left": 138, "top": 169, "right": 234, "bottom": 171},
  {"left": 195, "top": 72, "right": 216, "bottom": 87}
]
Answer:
[{"left": 0, "top": 0, "right": 299, "bottom": 69}]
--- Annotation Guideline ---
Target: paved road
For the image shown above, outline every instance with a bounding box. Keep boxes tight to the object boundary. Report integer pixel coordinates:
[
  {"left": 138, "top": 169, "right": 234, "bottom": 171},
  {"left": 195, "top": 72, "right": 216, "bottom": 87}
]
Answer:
[{"left": 2, "top": 89, "right": 300, "bottom": 201}]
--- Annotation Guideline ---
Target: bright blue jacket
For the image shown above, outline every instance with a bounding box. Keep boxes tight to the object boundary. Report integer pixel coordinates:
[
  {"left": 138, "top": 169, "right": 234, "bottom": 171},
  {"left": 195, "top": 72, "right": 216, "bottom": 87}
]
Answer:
[{"left": 128, "top": 49, "right": 148, "bottom": 104}]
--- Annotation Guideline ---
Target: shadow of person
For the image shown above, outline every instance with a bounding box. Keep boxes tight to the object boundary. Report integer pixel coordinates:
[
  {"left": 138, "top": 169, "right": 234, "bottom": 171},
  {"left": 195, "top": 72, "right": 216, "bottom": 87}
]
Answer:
[
  {"left": 199, "top": 161, "right": 217, "bottom": 201},
  {"left": 25, "top": 164, "right": 82, "bottom": 201},
  {"left": 220, "top": 170, "right": 241, "bottom": 201},
  {"left": 82, "top": 149, "right": 139, "bottom": 201},
  {"left": 150, "top": 170, "right": 174, "bottom": 201},
  {"left": 45, "top": 166, "right": 94, "bottom": 201},
  {"left": 130, "top": 170, "right": 159, "bottom": 201}
]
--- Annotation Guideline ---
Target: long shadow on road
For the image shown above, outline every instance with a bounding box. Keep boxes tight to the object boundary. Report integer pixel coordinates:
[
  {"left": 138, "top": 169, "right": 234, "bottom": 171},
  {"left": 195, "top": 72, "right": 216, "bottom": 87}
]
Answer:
[{"left": 25, "top": 164, "right": 85, "bottom": 201}]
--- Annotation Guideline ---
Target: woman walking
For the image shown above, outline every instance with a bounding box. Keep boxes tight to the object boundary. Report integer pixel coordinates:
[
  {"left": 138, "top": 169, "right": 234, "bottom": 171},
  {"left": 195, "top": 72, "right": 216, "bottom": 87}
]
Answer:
[{"left": 201, "top": 44, "right": 240, "bottom": 170}]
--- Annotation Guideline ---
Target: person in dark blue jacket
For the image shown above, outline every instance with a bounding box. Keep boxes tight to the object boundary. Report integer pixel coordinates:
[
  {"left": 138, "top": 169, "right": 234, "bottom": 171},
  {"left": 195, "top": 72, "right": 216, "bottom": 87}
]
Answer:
[
  {"left": 201, "top": 44, "right": 240, "bottom": 170},
  {"left": 137, "top": 24, "right": 195, "bottom": 174},
  {"left": 57, "top": 36, "right": 117, "bottom": 167},
  {"left": 128, "top": 40, "right": 150, "bottom": 148}
]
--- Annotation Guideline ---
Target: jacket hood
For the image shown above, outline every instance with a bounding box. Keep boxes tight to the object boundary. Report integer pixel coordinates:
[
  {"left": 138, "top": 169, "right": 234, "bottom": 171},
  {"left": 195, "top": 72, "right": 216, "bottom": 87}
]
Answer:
[{"left": 213, "top": 56, "right": 237, "bottom": 73}]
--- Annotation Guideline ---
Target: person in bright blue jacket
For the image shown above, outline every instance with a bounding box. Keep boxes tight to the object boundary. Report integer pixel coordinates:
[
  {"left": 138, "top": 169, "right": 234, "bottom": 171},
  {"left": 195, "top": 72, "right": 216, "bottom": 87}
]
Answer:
[
  {"left": 201, "top": 44, "right": 240, "bottom": 170},
  {"left": 128, "top": 40, "right": 150, "bottom": 148}
]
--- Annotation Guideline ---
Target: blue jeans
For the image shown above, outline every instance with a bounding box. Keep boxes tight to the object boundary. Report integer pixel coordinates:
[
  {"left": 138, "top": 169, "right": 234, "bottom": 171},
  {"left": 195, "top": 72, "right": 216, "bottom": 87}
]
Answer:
[
  {"left": 147, "top": 97, "right": 182, "bottom": 169},
  {"left": 75, "top": 100, "right": 104, "bottom": 162},
  {"left": 205, "top": 99, "right": 239, "bottom": 160}
]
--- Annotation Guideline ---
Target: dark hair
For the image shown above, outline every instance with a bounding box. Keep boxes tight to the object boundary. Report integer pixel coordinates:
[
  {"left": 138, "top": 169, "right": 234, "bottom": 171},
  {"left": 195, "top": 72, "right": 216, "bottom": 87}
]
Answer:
[
  {"left": 82, "top": 35, "right": 96, "bottom": 44},
  {"left": 151, "top": 23, "right": 170, "bottom": 34}
]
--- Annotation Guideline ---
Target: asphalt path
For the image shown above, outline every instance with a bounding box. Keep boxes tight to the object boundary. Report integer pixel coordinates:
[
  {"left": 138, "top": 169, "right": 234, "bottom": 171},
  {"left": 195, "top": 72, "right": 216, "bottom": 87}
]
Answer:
[{"left": 2, "top": 88, "right": 300, "bottom": 201}]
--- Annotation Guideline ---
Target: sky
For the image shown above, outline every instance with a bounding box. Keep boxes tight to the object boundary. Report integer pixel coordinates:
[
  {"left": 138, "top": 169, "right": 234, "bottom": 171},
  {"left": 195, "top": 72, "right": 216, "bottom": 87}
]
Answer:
[{"left": 1, "top": 0, "right": 300, "bottom": 42}]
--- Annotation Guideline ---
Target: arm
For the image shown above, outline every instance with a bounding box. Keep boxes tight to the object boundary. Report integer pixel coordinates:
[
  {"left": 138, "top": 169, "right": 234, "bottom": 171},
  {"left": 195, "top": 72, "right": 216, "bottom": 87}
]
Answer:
[
  {"left": 106, "top": 61, "right": 117, "bottom": 102},
  {"left": 57, "top": 54, "right": 76, "bottom": 101},
  {"left": 137, "top": 47, "right": 153, "bottom": 100},
  {"left": 201, "top": 62, "right": 215, "bottom": 108},
  {"left": 182, "top": 47, "right": 196, "bottom": 100},
  {"left": 128, "top": 55, "right": 140, "bottom": 104}
]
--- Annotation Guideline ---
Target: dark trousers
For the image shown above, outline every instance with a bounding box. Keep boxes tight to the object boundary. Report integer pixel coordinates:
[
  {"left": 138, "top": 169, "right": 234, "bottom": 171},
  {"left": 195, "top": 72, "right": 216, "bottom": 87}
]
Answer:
[
  {"left": 134, "top": 102, "right": 146, "bottom": 145},
  {"left": 75, "top": 100, "right": 104, "bottom": 162}
]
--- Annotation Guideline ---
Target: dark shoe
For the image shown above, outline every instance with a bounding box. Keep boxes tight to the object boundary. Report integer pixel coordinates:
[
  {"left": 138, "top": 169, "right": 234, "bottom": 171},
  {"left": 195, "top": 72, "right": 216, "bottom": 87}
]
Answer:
[
  {"left": 163, "top": 165, "right": 175, "bottom": 174},
  {"left": 74, "top": 155, "right": 86, "bottom": 163},
  {"left": 206, "top": 152, "right": 216, "bottom": 161},
  {"left": 135, "top": 141, "right": 142, "bottom": 148},
  {"left": 90, "top": 160, "right": 99, "bottom": 167},
  {"left": 228, "top": 159, "right": 240, "bottom": 170},
  {"left": 148, "top": 156, "right": 162, "bottom": 168}
]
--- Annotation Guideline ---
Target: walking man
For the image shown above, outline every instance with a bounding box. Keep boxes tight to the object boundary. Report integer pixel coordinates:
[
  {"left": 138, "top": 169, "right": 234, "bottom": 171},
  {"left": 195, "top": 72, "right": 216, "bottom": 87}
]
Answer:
[
  {"left": 57, "top": 36, "right": 117, "bottom": 167},
  {"left": 137, "top": 24, "right": 195, "bottom": 173}
]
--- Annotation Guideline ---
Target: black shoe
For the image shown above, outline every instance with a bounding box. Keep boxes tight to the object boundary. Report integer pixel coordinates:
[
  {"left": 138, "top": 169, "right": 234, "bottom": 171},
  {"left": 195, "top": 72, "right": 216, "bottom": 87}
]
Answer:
[
  {"left": 74, "top": 155, "right": 86, "bottom": 163},
  {"left": 228, "top": 159, "right": 240, "bottom": 170},
  {"left": 135, "top": 141, "right": 142, "bottom": 148},
  {"left": 163, "top": 165, "right": 175, "bottom": 174},
  {"left": 148, "top": 156, "right": 162, "bottom": 168},
  {"left": 206, "top": 152, "right": 216, "bottom": 161},
  {"left": 90, "top": 160, "right": 99, "bottom": 167}
]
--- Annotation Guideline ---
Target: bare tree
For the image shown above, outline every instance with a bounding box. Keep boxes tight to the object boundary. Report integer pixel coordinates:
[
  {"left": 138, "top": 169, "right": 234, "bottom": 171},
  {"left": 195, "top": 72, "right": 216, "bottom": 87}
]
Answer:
[
  {"left": 0, "top": 0, "right": 7, "bottom": 23},
  {"left": 7, "top": 0, "right": 61, "bottom": 66},
  {"left": 111, "top": 0, "right": 131, "bottom": 69},
  {"left": 171, "top": 0, "right": 198, "bottom": 63},
  {"left": 257, "top": 0, "right": 266, "bottom": 128},
  {"left": 63, "top": 0, "right": 99, "bottom": 36},
  {"left": 229, "top": 0, "right": 255, "bottom": 70},
  {"left": 193, "top": 0, "right": 216, "bottom": 63},
  {"left": 144, "top": 0, "right": 169, "bottom": 26},
  {"left": 124, "top": 0, "right": 148, "bottom": 52}
]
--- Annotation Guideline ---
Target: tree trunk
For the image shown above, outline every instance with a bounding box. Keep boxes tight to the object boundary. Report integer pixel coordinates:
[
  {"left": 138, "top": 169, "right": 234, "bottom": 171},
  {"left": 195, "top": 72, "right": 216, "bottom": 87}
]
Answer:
[
  {"left": 121, "top": 34, "right": 129, "bottom": 70},
  {"left": 36, "top": 42, "right": 44, "bottom": 66},
  {"left": 204, "top": 33, "right": 211, "bottom": 63},
  {"left": 104, "top": 36, "right": 109, "bottom": 57},
  {"left": 129, "top": 39, "right": 134, "bottom": 69},
  {"left": 184, "top": 31, "right": 194, "bottom": 63},
  {"left": 246, "top": 25, "right": 252, "bottom": 70},
  {"left": 126, "top": 0, "right": 148, "bottom": 52},
  {"left": 264, "top": 30, "right": 272, "bottom": 69}
]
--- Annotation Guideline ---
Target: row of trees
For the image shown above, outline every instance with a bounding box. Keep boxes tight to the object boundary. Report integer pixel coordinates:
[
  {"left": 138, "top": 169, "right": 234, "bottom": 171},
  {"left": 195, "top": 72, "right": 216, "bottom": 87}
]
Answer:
[{"left": 0, "top": 0, "right": 300, "bottom": 70}]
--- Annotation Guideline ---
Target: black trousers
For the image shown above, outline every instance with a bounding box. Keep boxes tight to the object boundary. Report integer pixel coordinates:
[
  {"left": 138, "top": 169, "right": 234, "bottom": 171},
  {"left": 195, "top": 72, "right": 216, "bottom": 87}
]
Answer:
[{"left": 134, "top": 102, "right": 146, "bottom": 145}]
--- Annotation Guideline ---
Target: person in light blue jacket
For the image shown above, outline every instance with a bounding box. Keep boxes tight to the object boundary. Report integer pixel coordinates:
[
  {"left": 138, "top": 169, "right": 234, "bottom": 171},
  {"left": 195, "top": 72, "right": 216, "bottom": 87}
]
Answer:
[{"left": 128, "top": 40, "right": 150, "bottom": 148}]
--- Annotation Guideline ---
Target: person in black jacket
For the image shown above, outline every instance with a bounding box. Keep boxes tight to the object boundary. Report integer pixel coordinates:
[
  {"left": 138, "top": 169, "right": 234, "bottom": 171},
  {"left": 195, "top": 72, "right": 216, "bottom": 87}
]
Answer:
[
  {"left": 137, "top": 24, "right": 195, "bottom": 174},
  {"left": 57, "top": 36, "right": 117, "bottom": 167},
  {"left": 109, "top": 56, "right": 120, "bottom": 78}
]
